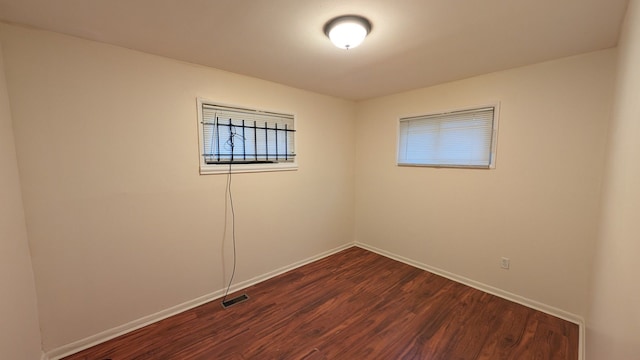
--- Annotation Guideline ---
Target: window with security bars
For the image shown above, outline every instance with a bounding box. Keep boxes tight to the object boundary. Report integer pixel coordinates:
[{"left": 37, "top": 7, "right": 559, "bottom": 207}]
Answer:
[
  {"left": 197, "top": 100, "right": 297, "bottom": 174},
  {"left": 397, "top": 106, "right": 498, "bottom": 168}
]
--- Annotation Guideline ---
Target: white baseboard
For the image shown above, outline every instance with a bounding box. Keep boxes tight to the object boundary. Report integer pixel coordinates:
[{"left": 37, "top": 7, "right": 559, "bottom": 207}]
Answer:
[
  {"left": 40, "top": 351, "right": 49, "bottom": 360},
  {"left": 45, "top": 242, "right": 353, "bottom": 360},
  {"left": 354, "top": 242, "right": 585, "bottom": 360}
]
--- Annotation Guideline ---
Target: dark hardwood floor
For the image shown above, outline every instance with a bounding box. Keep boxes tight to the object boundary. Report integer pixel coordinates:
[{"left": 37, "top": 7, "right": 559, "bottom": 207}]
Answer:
[{"left": 63, "top": 247, "right": 578, "bottom": 360}]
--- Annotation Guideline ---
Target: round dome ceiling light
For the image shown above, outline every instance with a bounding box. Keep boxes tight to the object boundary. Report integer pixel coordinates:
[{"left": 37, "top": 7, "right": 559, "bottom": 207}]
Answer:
[{"left": 324, "top": 15, "right": 372, "bottom": 50}]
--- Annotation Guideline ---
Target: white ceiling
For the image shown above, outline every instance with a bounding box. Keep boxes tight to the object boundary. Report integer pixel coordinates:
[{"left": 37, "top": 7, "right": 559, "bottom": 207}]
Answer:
[{"left": 0, "top": 0, "right": 630, "bottom": 100}]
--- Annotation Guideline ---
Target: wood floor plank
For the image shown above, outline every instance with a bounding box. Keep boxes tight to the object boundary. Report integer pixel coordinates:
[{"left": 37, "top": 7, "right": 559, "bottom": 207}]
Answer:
[{"left": 63, "top": 247, "right": 578, "bottom": 360}]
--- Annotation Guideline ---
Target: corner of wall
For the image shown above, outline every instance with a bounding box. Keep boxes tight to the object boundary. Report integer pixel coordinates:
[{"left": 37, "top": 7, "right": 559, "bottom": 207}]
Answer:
[
  {"left": 0, "top": 29, "right": 45, "bottom": 360},
  {"left": 586, "top": 0, "right": 640, "bottom": 358}
]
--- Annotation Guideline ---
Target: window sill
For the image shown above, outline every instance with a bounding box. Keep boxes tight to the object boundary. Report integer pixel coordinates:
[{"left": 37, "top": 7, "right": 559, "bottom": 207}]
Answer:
[
  {"left": 397, "top": 163, "right": 493, "bottom": 169},
  {"left": 199, "top": 162, "right": 298, "bottom": 175}
]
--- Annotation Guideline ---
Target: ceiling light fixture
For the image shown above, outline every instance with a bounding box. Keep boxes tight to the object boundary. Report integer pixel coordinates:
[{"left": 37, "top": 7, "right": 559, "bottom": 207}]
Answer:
[{"left": 324, "top": 15, "right": 372, "bottom": 50}]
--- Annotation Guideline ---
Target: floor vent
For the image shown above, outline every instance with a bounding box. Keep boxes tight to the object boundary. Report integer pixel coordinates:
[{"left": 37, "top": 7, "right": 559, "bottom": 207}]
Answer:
[{"left": 222, "top": 294, "right": 249, "bottom": 308}]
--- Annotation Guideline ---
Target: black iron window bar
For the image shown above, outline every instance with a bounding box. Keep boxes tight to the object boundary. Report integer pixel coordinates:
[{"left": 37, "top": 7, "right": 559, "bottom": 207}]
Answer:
[{"left": 203, "top": 118, "right": 296, "bottom": 164}]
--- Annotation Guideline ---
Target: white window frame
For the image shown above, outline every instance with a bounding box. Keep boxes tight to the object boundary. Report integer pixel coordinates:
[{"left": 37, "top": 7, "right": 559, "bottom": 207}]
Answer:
[
  {"left": 397, "top": 104, "right": 500, "bottom": 169},
  {"left": 197, "top": 98, "right": 298, "bottom": 175}
]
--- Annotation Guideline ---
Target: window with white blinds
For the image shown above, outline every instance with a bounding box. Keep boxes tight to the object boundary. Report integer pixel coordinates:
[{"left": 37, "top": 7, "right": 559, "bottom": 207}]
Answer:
[
  {"left": 397, "top": 106, "right": 498, "bottom": 168},
  {"left": 197, "top": 100, "right": 297, "bottom": 174}
]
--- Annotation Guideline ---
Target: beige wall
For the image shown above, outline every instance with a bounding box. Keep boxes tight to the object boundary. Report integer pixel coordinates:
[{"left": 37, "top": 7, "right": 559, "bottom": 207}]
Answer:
[
  {"left": 0, "top": 23, "right": 356, "bottom": 351},
  {"left": 355, "top": 50, "right": 616, "bottom": 317},
  {"left": 0, "top": 37, "right": 43, "bottom": 359},
  {"left": 587, "top": 0, "right": 640, "bottom": 358}
]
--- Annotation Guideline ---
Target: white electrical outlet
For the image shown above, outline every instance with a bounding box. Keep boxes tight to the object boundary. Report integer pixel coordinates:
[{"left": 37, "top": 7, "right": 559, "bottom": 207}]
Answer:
[{"left": 501, "top": 257, "right": 510, "bottom": 270}]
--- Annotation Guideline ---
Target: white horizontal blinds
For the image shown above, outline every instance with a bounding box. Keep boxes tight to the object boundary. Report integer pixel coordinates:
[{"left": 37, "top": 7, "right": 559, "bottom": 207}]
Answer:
[
  {"left": 201, "top": 104, "right": 295, "bottom": 164},
  {"left": 398, "top": 107, "right": 495, "bottom": 167}
]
